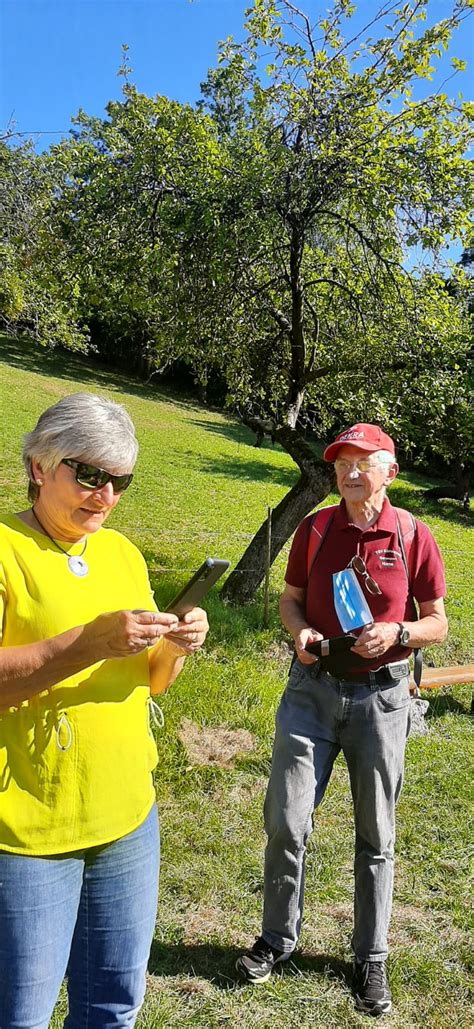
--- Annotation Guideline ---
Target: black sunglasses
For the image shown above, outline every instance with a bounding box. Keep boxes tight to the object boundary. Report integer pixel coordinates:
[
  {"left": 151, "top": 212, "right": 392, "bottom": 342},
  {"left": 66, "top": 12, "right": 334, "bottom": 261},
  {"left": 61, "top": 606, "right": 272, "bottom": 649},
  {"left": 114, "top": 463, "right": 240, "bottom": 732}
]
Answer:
[{"left": 62, "top": 459, "right": 133, "bottom": 494}]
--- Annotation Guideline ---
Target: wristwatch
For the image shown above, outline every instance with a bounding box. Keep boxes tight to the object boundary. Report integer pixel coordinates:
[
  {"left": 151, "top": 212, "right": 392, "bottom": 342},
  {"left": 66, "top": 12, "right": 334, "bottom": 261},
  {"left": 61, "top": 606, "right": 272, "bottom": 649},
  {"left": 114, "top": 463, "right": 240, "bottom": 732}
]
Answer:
[{"left": 397, "top": 622, "right": 410, "bottom": 646}]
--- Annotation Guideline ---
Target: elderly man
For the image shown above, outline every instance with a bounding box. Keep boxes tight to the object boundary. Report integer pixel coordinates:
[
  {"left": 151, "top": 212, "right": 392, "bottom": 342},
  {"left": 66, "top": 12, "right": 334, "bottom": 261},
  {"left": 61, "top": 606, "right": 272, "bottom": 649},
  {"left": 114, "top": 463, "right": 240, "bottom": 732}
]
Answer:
[{"left": 237, "top": 423, "right": 447, "bottom": 1017}]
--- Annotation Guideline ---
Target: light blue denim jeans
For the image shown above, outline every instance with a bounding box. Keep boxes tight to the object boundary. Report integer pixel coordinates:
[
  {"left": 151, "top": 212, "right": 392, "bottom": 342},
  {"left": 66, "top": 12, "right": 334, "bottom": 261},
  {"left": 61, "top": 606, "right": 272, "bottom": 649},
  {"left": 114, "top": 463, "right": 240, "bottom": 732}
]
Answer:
[
  {"left": 0, "top": 803, "right": 159, "bottom": 1029},
  {"left": 262, "top": 661, "right": 411, "bottom": 962}
]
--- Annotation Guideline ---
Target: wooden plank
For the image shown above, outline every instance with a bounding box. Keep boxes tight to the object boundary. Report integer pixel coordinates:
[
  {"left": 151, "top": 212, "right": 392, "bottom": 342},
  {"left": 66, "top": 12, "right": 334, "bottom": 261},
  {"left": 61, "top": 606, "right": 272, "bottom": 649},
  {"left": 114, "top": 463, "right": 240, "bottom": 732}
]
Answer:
[{"left": 410, "top": 664, "right": 474, "bottom": 690}]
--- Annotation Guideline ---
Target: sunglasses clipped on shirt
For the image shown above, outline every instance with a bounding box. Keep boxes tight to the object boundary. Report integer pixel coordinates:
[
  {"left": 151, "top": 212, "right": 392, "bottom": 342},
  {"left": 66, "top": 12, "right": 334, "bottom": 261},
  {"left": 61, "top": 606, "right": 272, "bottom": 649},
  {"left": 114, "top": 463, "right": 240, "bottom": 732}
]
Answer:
[
  {"left": 62, "top": 459, "right": 134, "bottom": 494},
  {"left": 347, "top": 555, "right": 382, "bottom": 596}
]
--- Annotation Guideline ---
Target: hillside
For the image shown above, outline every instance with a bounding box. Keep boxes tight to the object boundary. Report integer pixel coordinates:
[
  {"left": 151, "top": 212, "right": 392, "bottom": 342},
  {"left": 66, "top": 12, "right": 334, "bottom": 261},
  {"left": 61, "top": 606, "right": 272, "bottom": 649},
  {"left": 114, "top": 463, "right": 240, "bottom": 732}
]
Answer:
[{"left": 0, "top": 334, "right": 472, "bottom": 1029}]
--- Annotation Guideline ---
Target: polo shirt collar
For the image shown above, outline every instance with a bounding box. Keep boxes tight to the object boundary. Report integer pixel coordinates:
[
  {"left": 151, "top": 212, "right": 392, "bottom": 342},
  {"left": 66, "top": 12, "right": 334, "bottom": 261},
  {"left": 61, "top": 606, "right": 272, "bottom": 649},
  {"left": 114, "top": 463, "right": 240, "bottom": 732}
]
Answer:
[{"left": 334, "top": 496, "right": 398, "bottom": 533}]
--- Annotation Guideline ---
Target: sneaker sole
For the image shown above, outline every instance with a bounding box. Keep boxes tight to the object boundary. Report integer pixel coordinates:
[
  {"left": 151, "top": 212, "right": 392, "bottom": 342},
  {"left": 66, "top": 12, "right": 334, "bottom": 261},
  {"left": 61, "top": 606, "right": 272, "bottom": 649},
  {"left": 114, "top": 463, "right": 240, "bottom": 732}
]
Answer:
[
  {"left": 354, "top": 994, "right": 392, "bottom": 1017},
  {"left": 235, "top": 954, "right": 288, "bottom": 985}
]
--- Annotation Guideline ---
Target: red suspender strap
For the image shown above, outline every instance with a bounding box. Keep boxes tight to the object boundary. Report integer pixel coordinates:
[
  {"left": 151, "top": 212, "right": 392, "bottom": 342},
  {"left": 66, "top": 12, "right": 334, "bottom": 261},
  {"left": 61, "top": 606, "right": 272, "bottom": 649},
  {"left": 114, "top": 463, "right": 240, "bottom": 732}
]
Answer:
[
  {"left": 394, "top": 507, "right": 416, "bottom": 577},
  {"left": 394, "top": 507, "right": 422, "bottom": 693},
  {"left": 306, "top": 505, "right": 337, "bottom": 579}
]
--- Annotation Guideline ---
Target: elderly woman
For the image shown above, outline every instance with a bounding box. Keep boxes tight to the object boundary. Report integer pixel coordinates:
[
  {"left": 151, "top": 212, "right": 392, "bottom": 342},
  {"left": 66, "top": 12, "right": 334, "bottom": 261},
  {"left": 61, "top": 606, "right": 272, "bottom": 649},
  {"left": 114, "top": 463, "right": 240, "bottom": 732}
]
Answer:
[{"left": 0, "top": 392, "right": 209, "bottom": 1028}]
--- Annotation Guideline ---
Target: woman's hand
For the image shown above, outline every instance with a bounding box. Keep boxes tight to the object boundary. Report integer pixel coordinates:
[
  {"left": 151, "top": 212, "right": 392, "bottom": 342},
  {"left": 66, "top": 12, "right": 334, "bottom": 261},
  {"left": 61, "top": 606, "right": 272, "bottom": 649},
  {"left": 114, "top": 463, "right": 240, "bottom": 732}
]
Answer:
[
  {"left": 83, "top": 609, "right": 179, "bottom": 660},
  {"left": 164, "top": 607, "right": 209, "bottom": 656}
]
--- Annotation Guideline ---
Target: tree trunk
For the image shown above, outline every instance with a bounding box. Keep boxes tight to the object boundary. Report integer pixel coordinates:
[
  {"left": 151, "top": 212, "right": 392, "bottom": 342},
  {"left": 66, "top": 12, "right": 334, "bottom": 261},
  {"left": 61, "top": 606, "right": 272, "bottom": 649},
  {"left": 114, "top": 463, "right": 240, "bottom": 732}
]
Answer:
[
  {"left": 221, "top": 462, "right": 334, "bottom": 605},
  {"left": 286, "top": 386, "right": 306, "bottom": 429},
  {"left": 456, "top": 463, "right": 470, "bottom": 513}
]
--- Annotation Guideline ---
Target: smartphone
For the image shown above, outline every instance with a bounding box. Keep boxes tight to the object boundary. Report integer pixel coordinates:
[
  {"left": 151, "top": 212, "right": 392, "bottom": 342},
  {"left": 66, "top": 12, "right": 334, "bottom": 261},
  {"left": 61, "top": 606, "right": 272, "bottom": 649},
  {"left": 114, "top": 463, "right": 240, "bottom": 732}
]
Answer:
[
  {"left": 305, "top": 633, "right": 358, "bottom": 657},
  {"left": 165, "top": 558, "right": 230, "bottom": 617}
]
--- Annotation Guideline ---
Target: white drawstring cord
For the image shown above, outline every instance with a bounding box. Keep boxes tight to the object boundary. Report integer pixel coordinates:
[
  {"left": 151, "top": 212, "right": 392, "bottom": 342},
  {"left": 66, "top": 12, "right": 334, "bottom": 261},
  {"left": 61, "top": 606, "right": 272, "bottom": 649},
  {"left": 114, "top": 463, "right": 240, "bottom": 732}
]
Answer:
[
  {"left": 56, "top": 712, "right": 73, "bottom": 751},
  {"left": 147, "top": 697, "right": 165, "bottom": 730}
]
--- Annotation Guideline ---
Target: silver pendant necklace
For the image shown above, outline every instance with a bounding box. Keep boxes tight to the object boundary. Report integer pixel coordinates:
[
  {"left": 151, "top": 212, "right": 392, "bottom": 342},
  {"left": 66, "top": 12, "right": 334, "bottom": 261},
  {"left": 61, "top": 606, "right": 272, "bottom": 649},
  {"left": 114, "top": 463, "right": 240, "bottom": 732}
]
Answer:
[{"left": 32, "top": 508, "right": 89, "bottom": 577}]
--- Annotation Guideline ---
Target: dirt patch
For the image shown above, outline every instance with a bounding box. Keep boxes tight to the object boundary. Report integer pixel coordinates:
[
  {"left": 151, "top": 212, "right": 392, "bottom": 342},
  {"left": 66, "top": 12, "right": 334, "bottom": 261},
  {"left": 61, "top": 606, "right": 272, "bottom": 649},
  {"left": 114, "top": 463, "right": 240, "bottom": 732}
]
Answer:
[
  {"left": 147, "top": 973, "right": 213, "bottom": 997},
  {"left": 227, "top": 778, "right": 268, "bottom": 804},
  {"left": 183, "top": 903, "right": 229, "bottom": 944},
  {"left": 319, "top": 902, "right": 352, "bottom": 923},
  {"left": 392, "top": 904, "right": 435, "bottom": 926},
  {"left": 265, "top": 640, "right": 293, "bottom": 664},
  {"left": 178, "top": 719, "right": 256, "bottom": 768}
]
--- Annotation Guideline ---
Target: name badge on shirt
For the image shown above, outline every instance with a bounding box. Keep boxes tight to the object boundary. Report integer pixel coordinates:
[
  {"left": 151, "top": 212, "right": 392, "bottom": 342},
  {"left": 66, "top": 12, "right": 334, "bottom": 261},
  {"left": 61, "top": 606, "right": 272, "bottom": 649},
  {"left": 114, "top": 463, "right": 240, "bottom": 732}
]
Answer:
[{"left": 333, "top": 569, "right": 373, "bottom": 633}]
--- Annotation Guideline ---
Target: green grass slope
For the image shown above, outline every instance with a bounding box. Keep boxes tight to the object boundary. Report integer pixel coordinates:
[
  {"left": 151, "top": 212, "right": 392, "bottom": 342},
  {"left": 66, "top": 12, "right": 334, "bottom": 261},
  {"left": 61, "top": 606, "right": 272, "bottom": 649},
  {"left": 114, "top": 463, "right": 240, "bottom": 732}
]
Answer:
[{"left": 1, "top": 334, "right": 472, "bottom": 1028}]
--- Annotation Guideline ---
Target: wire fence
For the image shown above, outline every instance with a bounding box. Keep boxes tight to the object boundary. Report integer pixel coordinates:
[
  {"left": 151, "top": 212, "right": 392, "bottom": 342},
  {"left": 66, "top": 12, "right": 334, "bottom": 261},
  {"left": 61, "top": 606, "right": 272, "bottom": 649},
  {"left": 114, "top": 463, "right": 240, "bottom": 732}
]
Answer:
[
  {"left": 118, "top": 527, "right": 474, "bottom": 557},
  {"left": 117, "top": 506, "right": 473, "bottom": 612}
]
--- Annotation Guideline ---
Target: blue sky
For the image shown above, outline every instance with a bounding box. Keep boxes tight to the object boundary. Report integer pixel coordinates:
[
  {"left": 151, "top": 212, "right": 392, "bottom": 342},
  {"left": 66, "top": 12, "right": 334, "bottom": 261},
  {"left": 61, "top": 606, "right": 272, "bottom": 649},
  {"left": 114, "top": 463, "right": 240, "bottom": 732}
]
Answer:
[
  {"left": 1, "top": 1, "right": 472, "bottom": 264},
  {"left": 1, "top": 0, "right": 250, "bottom": 142},
  {"left": 1, "top": 0, "right": 472, "bottom": 145}
]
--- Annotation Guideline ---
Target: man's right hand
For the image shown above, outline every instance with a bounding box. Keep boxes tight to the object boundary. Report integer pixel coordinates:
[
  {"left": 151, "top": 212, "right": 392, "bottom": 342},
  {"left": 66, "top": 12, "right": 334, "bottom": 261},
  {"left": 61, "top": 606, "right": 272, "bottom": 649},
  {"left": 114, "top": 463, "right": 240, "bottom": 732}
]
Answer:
[{"left": 294, "top": 627, "right": 324, "bottom": 665}]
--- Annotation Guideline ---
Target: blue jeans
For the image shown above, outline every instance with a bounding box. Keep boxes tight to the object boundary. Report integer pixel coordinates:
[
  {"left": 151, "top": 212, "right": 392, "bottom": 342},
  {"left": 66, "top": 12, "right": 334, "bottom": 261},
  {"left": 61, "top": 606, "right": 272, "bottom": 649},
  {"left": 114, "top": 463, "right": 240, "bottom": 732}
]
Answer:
[
  {"left": 262, "top": 662, "right": 411, "bottom": 962},
  {"left": 0, "top": 803, "right": 159, "bottom": 1029}
]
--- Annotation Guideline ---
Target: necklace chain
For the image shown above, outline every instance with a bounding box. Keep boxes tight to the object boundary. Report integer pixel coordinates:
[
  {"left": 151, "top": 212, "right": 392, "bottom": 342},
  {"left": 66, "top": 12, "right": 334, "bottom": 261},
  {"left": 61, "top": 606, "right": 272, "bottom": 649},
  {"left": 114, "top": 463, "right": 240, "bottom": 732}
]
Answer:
[{"left": 31, "top": 508, "right": 88, "bottom": 558}]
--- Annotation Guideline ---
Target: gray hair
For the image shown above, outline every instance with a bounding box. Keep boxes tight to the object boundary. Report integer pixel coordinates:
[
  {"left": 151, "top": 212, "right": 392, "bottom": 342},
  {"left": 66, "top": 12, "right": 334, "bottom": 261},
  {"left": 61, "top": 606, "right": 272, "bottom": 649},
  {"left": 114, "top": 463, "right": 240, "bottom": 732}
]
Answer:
[
  {"left": 23, "top": 392, "right": 139, "bottom": 502},
  {"left": 373, "top": 449, "right": 397, "bottom": 466},
  {"left": 372, "top": 449, "right": 397, "bottom": 498}
]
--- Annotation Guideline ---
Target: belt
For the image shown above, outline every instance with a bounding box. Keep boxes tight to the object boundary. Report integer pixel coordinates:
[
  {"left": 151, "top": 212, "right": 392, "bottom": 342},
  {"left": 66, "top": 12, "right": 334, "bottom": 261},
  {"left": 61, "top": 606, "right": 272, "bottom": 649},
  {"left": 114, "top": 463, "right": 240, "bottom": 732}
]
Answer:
[{"left": 318, "top": 660, "right": 410, "bottom": 685}]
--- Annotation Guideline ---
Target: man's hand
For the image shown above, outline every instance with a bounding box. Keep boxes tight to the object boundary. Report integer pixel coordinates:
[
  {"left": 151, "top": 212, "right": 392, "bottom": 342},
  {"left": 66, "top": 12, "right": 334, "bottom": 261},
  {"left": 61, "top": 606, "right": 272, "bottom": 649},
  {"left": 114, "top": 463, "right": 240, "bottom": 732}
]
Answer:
[
  {"left": 294, "top": 627, "right": 324, "bottom": 666},
  {"left": 351, "top": 622, "right": 399, "bottom": 661}
]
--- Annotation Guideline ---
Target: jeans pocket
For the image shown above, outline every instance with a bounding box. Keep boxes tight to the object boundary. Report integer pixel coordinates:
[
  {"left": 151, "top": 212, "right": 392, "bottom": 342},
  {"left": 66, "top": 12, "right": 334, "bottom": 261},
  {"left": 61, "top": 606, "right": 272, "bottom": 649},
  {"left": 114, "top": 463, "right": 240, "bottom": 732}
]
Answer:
[
  {"left": 376, "top": 678, "right": 411, "bottom": 713},
  {"left": 286, "top": 660, "right": 309, "bottom": 691}
]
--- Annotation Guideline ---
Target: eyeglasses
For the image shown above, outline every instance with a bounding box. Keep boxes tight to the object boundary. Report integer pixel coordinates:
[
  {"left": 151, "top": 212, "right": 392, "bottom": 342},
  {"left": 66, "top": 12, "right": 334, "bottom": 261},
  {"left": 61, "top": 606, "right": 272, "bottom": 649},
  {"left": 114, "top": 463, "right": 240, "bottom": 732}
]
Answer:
[
  {"left": 61, "top": 459, "right": 133, "bottom": 494},
  {"left": 335, "top": 458, "right": 386, "bottom": 474},
  {"left": 347, "top": 555, "right": 382, "bottom": 596}
]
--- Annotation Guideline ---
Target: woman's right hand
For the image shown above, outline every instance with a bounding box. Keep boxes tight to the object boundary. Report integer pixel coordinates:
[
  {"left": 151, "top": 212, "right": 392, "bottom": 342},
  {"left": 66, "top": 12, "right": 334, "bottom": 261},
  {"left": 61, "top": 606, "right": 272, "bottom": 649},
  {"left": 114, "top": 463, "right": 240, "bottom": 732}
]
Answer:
[{"left": 83, "top": 610, "right": 179, "bottom": 660}]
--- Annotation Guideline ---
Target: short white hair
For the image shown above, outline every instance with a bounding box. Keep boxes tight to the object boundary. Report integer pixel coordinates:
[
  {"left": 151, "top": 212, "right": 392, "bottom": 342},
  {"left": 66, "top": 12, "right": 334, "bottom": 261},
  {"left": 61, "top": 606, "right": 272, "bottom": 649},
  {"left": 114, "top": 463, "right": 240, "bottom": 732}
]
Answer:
[
  {"left": 373, "top": 449, "right": 396, "bottom": 465},
  {"left": 23, "top": 392, "right": 138, "bottom": 501}
]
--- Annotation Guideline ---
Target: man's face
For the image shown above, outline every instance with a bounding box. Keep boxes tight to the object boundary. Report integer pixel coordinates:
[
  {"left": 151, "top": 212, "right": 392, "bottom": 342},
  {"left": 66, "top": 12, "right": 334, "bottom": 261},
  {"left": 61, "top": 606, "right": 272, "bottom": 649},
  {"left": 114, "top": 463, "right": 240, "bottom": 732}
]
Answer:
[{"left": 335, "top": 444, "right": 398, "bottom": 504}]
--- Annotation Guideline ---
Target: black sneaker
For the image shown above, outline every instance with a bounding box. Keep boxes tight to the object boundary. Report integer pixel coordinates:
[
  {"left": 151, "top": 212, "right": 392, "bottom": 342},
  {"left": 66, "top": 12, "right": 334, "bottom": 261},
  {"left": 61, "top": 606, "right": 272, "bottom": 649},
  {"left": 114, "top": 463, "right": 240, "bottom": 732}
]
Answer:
[
  {"left": 353, "top": 960, "right": 392, "bottom": 1017},
  {"left": 235, "top": 936, "right": 289, "bottom": 984}
]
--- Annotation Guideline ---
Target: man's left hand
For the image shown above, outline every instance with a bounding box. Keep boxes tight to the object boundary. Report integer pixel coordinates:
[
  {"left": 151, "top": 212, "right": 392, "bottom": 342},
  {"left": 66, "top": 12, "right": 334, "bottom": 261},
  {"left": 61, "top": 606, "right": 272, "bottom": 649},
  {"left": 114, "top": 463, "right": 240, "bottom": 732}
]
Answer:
[{"left": 351, "top": 622, "right": 399, "bottom": 661}]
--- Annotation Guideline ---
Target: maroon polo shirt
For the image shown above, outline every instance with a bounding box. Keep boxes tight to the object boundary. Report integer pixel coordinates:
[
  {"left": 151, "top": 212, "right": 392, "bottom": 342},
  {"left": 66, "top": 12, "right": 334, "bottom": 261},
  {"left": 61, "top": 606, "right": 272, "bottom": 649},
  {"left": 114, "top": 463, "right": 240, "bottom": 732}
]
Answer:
[{"left": 285, "top": 497, "right": 446, "bottom": 673}]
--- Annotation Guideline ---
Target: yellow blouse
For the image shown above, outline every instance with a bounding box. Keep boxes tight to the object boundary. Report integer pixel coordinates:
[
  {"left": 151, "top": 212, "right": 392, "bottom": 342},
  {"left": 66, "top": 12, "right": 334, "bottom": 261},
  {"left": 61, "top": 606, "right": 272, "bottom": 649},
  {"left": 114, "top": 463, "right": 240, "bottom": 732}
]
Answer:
[{"left": 0, "top": 514, "right": 162, "bottom": 855}]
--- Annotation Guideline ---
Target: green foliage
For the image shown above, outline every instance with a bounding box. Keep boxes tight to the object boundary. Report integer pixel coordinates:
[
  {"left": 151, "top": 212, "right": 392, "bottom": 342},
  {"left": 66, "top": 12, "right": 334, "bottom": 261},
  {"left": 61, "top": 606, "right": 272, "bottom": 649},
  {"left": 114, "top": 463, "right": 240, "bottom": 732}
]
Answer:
[
  {"left": 0, "top": 140, "right": 86, "bottom": 349},
  {"left": 37, "top": 91, "right": 227, "bottom": 378},
  {"left": 195, "top": 0, "right": 472, "bottom": 429}
]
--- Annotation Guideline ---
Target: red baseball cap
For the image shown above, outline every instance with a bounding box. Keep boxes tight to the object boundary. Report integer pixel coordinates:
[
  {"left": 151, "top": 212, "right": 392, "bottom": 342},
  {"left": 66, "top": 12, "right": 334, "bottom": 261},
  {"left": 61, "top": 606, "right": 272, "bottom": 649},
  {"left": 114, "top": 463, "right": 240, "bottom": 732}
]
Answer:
[{"left": 323, "top": 423, "right": 396, "bottom": 462}]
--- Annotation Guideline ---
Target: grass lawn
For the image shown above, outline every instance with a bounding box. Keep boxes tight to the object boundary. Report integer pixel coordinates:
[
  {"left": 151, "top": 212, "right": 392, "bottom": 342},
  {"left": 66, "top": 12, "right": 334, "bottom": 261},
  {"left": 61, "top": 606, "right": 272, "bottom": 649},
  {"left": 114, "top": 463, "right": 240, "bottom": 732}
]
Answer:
[{"left": 0, "top": 334, "right": 472, "bottom": 1028}]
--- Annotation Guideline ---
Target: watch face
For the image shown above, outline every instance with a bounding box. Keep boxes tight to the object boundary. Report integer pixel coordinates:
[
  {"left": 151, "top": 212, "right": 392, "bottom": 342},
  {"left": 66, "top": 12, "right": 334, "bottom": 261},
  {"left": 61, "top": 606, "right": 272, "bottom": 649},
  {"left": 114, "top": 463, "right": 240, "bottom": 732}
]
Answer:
[{"left": 400, "top": 627, "right": 410, "bottom": 645}]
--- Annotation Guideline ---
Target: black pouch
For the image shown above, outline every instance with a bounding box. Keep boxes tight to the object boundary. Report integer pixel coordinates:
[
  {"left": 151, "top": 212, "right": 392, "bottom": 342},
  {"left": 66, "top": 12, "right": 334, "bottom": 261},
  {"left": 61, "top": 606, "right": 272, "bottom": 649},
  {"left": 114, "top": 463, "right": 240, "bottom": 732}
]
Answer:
[{"left": 305, "top": 634, "right": 358, "bottom": 658}]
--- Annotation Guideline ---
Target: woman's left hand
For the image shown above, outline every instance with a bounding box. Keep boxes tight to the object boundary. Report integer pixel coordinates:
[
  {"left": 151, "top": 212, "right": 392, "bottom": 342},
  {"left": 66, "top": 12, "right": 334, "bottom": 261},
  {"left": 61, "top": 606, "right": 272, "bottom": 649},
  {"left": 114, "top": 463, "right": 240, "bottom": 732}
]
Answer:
[{"left": 164, "top": 607, "right": 209, "bottom": 655}]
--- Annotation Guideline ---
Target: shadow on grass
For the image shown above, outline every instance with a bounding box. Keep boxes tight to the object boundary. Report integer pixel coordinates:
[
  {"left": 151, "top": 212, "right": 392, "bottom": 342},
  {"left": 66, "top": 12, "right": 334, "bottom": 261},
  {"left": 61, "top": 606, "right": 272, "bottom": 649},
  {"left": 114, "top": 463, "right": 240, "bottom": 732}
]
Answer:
[
  {"left": 190, "top": 416, "right": 271, "bottom": 451},
  {"left": 150, "top": 443, "right": 298, "bottom": 488},
  {"left": 389, "top": 483, "right": 473, "bottom": 527},
  {"left": 197, "top": 452, "right": 298, "bottom": 487},
  {"left": 148, "top": 940, "right": 352, "bottom": 989},
  {"left": 190, "top": 417, "right": 325, "bottom": 460},
  {"left": 424, "top": 692, "right": 471, "bottom": 718},
  {"left": 0, "top": 334, "right": 199, "bottom": 411}
]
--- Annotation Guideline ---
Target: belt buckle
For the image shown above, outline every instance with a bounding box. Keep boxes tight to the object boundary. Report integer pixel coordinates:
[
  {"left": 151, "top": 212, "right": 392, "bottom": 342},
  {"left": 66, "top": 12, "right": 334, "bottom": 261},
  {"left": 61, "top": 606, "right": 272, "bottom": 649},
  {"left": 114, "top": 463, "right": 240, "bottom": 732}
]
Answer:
[{"left": 386, "top": 660, "right": 409, "bottom": 681}]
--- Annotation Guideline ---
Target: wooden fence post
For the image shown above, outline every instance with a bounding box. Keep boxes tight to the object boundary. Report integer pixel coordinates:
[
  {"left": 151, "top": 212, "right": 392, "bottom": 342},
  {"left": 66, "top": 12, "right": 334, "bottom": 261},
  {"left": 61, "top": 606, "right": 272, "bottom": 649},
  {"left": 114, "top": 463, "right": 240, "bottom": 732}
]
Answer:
[{"left": 263, "top": 506, "right": 272, "bottom": 628}]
